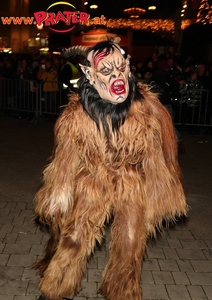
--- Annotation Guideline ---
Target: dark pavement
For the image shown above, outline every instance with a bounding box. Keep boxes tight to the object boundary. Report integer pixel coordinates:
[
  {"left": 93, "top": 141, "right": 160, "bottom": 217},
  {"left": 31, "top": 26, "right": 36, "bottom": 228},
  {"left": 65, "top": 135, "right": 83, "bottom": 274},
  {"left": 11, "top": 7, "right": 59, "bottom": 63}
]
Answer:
[{"left": 0, "top": 114, "right": 212, "bottom": 300}]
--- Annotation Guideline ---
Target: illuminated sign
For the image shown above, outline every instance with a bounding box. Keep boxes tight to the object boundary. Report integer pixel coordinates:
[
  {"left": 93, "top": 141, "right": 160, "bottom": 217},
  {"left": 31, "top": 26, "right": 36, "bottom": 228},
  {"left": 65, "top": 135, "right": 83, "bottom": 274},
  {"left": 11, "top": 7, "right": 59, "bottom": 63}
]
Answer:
[
  {"left": 1, "top": 1, "right": 106, "bottom": 33},
  {"left": 34, "top": 2, "right": 89, "bottom": 33}
]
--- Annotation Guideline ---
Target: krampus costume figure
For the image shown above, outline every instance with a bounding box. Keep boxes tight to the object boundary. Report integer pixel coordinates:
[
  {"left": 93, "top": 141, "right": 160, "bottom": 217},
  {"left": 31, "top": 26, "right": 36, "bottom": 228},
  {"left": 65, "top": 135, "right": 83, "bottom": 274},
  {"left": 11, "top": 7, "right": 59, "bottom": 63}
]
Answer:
[{"left": 34, "top": 39, "right": 188, "bottom": 300}]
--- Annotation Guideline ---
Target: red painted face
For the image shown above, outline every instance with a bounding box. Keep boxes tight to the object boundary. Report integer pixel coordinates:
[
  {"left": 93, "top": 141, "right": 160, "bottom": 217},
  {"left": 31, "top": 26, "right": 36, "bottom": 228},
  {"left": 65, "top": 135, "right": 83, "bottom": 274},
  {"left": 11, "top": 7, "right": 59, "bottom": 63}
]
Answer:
[{"left": 86, "top": 47, "right": 131, "bottom": 104}]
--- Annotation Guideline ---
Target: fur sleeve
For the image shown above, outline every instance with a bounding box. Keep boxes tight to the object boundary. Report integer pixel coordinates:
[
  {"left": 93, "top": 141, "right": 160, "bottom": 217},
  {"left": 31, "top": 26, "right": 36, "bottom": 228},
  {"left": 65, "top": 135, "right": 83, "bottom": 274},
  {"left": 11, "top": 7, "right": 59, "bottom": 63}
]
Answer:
[
  {"left": 150, "top": 97, "right": 179, "bottom": 165},
  {"left": 133, "top": 88, "right": 188, "bottom": 232},
  {"left": 34, "top": 95, "right": 80, "bottom": 225},
  {"left": 138, "top": 85, "right": 179, "bottom": 171}
]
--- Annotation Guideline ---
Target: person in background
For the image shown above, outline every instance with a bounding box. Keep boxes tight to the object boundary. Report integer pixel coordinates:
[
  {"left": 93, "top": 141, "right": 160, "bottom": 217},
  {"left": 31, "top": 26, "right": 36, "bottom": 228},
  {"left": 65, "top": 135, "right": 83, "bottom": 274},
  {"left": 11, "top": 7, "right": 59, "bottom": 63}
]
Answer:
[
  {"left": 157, "top": 53, "right": 167, "bottom": 71},
  {"left": 166, "top": 57, "right": 182, "bottom": 80},
  {"left": 186, "top": 70, "right": 203, "bottom": 106},
  {"left": 14, "top": 58, "right": 32, "bottom": 80},
  {"left": 150, "top": 70, "right": 185, "bottom": 153},
  {"left": 201, "top": 67, "right": 212, "bottom": 131},
  {"left": 13, "top": 57, "right": 33, "bottom": 118},
  {"left": 1, "top": 58, "right": 15, "bottom": 79},
  {"left": 31, "top": 52, "right": 41, "bottom": 81},
  {"left": 53, "top": 55, "right": 62, "bottom": 73},
  {"left": 0, "top": 58, "right": 16, "bottom": 115},
  {"left": 37, "top": 58, "right": 59, "bottom": 116},
  {"left": 142, "top": 58, "right": 157, "bottom": 77},
  {"left": 165, "top": 46, "right": 182, "bottom": 66},
  {"left": 185, "top": 71, "right": 204, "bottom": 133},
  {"left": 195, "top": 63, "right": 206, "bottom": 86},
  {"left": 175, "top": 74, "right": 189, "bottom": 131},
  {"left": 130, "top": 60, "right": 143, "bottom": 80},
  {"left": 141, "top": 67, "right": 153, "bottom": 84},
  {"left": 182, "top": 62, "right": 195, "bottom": 80},
  {"left": 58, "top": 56, "right": 81, "bottom": 105},
  {"left": 135, "top": 60, "right": 144, "bottom": 78}
]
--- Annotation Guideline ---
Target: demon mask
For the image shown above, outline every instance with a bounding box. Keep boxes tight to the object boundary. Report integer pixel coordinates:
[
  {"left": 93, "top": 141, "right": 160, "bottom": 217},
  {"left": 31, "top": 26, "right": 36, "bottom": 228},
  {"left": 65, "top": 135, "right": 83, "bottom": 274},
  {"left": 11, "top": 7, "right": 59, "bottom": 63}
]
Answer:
[{"left": 79, "top": 43, "right": 131, "bottom": 104}]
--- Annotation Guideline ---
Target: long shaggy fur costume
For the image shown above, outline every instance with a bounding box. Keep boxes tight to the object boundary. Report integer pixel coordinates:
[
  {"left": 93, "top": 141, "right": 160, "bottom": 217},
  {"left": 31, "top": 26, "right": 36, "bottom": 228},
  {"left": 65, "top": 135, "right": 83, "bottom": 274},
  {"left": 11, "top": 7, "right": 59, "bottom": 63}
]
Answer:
[{"left": 34, "top": 74, "right": 188, "bottom": 300}]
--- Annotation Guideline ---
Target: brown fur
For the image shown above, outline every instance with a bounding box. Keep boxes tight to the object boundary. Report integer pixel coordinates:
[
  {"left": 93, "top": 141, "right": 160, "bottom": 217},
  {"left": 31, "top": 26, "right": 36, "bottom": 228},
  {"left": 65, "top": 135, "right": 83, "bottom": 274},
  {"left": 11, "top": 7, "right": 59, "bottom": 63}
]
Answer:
[{"left": 34, "top": 86, "right": 188, "bottom": 300}]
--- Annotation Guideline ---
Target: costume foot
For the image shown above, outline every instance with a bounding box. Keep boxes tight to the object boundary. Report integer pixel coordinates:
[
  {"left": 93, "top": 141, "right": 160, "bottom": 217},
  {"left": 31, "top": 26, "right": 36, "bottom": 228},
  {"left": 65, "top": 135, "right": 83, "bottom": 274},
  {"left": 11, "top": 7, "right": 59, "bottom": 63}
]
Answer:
[
  {"left": 37, "top": 296, "right": 73, "bottom": 300},
  {"left": 37, "top": 296, "right": 49, "bottom": 300}
]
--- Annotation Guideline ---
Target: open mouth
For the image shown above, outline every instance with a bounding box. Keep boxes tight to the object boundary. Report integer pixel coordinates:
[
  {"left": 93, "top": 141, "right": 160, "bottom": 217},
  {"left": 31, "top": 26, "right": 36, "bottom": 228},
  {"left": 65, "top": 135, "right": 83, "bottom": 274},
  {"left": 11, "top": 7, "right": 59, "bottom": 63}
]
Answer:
[{"left": 111, "top": 80, "right": 126, "bottom": 95}]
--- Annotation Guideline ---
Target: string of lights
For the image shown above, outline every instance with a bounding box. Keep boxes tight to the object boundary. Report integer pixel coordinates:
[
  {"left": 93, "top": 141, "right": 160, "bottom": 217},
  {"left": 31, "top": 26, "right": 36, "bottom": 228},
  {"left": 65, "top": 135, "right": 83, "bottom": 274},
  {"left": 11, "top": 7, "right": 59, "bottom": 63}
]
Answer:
[
  {"left": 88, "top": 18, "right": 193, "bottom": 32},
  {"left": 85, "top": 0, "right": 193, "bottom": 32},
  {"left": 196, "top": 0, "right": 212, "bottom": 24}
]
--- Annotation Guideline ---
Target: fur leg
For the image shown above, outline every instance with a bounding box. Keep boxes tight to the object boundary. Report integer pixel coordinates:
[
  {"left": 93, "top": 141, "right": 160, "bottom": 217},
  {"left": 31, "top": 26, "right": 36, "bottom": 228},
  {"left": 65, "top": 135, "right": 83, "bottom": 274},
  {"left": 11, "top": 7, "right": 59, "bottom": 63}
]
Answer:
[
  {"left": 39, "top": 198, "right": 111, "bottom": 300},
  {"left": 34, "top": 222, "right": 60, "bottom": 276},
  {"left": 37, "top": 296, "right": 73, "bottom": 300},
  {"left": 99, "top": 199, "right": 146, "bottom": 300}
]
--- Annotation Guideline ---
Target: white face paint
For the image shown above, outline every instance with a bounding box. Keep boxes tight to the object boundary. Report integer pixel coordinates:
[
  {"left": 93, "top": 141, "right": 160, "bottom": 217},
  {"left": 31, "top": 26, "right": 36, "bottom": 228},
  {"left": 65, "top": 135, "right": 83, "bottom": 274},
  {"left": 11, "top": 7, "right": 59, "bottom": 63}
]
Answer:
[{"left": 81, "top": 47, "right": 131, "bottom": 104}]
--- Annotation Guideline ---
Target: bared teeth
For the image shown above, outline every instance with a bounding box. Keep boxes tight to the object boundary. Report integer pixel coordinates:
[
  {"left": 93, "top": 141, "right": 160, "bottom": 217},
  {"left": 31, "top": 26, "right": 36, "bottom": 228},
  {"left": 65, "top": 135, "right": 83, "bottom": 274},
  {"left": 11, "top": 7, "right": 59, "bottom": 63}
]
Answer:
[
  {"left": 114, "top": 80, "right": 124, "bottom": 86},
  {"left": 111, "top": 79, "right": 126, "bottom": 95}
]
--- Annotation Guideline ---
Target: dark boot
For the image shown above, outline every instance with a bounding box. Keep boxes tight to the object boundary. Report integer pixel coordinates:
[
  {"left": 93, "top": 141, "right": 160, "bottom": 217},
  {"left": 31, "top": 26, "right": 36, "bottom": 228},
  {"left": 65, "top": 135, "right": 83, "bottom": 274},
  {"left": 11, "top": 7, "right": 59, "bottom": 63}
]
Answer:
[
  {"left": 37, "top": 296, "right": 49, "bottom": 300},
  {"left": 37, "top": 296, "right": 73, "bottom": 300}
]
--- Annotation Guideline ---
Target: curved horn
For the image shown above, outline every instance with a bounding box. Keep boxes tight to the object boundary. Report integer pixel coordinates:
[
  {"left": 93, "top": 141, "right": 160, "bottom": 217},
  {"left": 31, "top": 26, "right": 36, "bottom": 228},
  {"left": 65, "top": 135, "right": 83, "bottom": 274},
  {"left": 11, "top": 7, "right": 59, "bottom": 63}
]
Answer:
[
  {"left": 105, "top": 35, "right": 121, "bottom": 45},
  {"left": 63, "top": 45, "right": 89, "bottom": 58},
  {"left": 113, "top": 37, "right": 121, "bottom": 45}
]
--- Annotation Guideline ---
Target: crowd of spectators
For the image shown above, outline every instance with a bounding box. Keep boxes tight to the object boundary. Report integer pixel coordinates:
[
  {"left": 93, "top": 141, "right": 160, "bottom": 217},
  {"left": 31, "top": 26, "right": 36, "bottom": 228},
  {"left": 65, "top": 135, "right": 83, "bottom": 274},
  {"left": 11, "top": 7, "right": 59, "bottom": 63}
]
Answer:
[
  {"left": 0, "top": 46, "right": 212, "bottom": 130},
  {"left": 131, "top": 46, "right": 212, "bottom": 136},
  {"left": 0, "top": 51, "right": 81, "bottom": 118},
  {"left": 0, "top": 51, "right": 81, "bottom": 86}
]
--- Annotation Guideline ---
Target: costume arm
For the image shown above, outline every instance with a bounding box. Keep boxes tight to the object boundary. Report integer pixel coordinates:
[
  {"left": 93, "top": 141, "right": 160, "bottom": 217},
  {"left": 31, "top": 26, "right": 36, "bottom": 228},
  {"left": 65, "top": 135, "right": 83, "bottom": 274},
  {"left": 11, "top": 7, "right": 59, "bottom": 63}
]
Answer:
[
  {"left": 141, "top": 96, "right": 187, "bottom": 233},
  {"left": 34, "top": 101, "right": 80, "bottom": 225},
  {"left": 148, "top": 97, "right": 179, "bottom": 168}
]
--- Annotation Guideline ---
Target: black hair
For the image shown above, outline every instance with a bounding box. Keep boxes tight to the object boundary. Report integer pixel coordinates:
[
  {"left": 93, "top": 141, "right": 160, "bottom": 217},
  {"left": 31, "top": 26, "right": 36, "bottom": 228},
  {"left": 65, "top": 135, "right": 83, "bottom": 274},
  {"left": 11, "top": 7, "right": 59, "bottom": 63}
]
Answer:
[{"left": 87, "top": 40, "right": 119, "bottom": 57}]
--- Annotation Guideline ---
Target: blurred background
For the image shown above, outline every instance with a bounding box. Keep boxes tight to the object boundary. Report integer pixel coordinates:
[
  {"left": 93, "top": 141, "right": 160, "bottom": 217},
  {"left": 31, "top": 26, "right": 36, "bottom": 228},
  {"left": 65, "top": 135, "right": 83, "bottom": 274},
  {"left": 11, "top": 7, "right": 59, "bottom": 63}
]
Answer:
[{"left": 1, "top": 0, "right": 212, "bottom": 62}]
